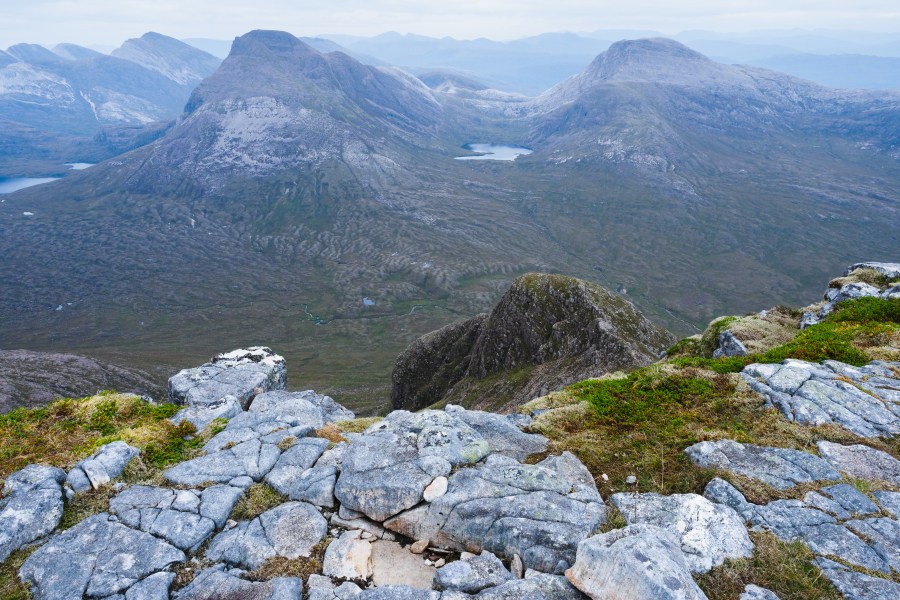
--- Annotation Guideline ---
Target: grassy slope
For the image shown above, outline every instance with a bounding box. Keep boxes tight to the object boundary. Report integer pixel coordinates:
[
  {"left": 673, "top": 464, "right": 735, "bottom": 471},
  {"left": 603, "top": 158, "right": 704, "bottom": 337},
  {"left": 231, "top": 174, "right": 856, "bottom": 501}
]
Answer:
[{"left": 524, "top": 297, "right": 900, "bottom": 598}]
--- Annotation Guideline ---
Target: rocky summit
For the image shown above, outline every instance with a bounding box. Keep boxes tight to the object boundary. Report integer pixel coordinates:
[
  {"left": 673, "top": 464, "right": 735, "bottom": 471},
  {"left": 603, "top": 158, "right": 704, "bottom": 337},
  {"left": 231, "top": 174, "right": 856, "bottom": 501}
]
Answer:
[
  {"left": 391, "top": 273, "right": 674, "bottom": 412},
  {"left": 1, "top": 262, "right": 899, "bottom": 600}
]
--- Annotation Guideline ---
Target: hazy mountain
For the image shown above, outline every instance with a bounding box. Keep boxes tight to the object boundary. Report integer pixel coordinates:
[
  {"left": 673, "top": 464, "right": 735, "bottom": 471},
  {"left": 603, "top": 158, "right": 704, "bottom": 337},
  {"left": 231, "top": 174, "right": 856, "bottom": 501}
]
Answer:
[
  {"left": 182, "top": 36, "right": 385, "bottom": 66},
  {"left": 1, "top": 33, "right": 898, "bottom": 412},
  {"left": 112, "top": 32, "right": 220, "bottom": 86},
  {"left": 0, "top": 33, "right": 221, "bottom": 176}
]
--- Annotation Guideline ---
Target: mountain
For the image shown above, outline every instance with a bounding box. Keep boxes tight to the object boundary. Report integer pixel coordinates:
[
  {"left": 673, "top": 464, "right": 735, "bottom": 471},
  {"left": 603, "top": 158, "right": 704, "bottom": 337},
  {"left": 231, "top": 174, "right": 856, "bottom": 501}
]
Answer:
[
  {"left": 391, "top": 273, "right": 674, "bottom": 412},
  {"left": 0, "top": 33, "right": 221, "bottom": 176},
  {"left": 0, "top": 350, "right": 163, "bottom": 412},
  {"left": 1, "top": 34, "right": 898, "bottom": 414},
  {"left": 111, "top": 32, "right": 221, "bottom": 86}
]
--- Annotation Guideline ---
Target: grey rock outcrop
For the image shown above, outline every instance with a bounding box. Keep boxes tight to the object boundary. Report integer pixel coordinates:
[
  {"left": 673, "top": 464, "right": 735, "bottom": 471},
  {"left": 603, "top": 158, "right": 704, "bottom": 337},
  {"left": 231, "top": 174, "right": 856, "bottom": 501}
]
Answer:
[
  {"left": 610, "top": 492, "right": 753, "bottom": 572},
  {"left": 0, "top": 464, "right": 66, "bottom": 562},
  {"left": 205, "top": 501, "right": 327, "bottom": 570},
  {"left": 816, "top": 441, "right": 900, "bottom": 485},
  {"left": 564, "top": 524, "right": 708, "bottom": 600},
  {"left": 265, "top": 437, "right": 335, "bottom": 506},
  {"left": 684, "top": 439, "right": 839, "bottom": 489},
  {"left": 19, "top": 513, "right": 184, "bottom": 599},
  {"left": 801, "top": 263, "right": 900, "bottom": 328},
  {"left": 713, "top": 330, "right": 748, "bottom": 359},
  {"left": 174, "top": 564, "right": 303, "bottom": 599},
  {"left": 335, "top": 407, "right": 547, "bottom": 522},
  {"left": 109, "top": 484, "right": 242, "bottom": 551},
  {"left": 66, "top": 441, "right": 140, "bottom": 493},
  {"left": 382, "top": 452, "right": 607, "bottom": 573},
  {"left": 323, "top": 529, "right": 374, "bottom": 580},
  {"left": 742, "top": 360, "right": 900, "bottom": 438},
  {"left": 391, "top": 273, "right": 674, "bottom": 412},
  {"left": 169, "top": 395, "right": 242, "bottom": 431},
  {"left": 168, "top": 347, "right": 287, "bottom": 408}
]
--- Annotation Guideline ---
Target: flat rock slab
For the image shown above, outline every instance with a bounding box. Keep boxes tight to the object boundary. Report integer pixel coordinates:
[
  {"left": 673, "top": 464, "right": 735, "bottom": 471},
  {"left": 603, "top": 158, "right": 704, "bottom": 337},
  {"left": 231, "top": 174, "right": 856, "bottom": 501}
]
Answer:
[
  {"left": 816, "top": 441, "right": 900, "bottom": 485},
  {"left": 444, "top": 404, "right": 548, "bottom": 461},
  {"left": 205, "top": 501, "right": 327, "bottom": 570},
  {"left": 66, "top": 440, "right": 140, "bottom": 493},
  {"left": 168, "top": 347, "right": 287, "bottom": 408},
  {"left": 0, "top": 464, "right": 66, "bottom": 562},
  {"left": 170, "top": 396, "right": 242, "bottom": 431},
  {"left": 739, "top": 585, "right": 779, "bottom": 600},
  {"left": 174, "top": 565, "right": 302, "bottom": 599},
  {"left": 323, "top": 530, "right": 373, "bottom": 580},
  {"left": 251, "top": 389, "right": 355, "bottom": 424},
  {"left": 611, "top": 492, "right": 753, "bottom": 573},
  {"left": 384, "top": 452, "right": 607, "bottom": 574},
  {"left": 742, "top": 359, "right": 900, "bottom": 438},
  {"left": 684, "top": 439, "right": 839, "bottom": 489},
  {"left": 565, "top": 524, "right": 708, "bottom": 600},
  {"left": 109, "top": 484, "right": 243, "bottom": 551},
  {"left": 816, "top": 557, "right": 900, "bottom": 600},
  {"left": 371, "top": 540, "right": 436, "bottom": 589},
  {"left": 19, "top": 513, "right": 184, "bottom": 599}
]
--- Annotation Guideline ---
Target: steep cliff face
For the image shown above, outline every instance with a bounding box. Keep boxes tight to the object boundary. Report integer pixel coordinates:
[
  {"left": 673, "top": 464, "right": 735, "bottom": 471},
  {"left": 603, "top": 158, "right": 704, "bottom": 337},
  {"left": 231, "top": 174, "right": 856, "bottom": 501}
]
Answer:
[{"left": 391, "top": 273, "right": 675, "bottom": 412}]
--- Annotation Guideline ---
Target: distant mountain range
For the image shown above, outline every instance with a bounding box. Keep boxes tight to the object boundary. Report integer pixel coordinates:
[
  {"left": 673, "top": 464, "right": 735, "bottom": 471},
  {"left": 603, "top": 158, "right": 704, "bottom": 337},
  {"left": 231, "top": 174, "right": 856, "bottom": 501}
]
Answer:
[
  {"left": 0, "top": 32, "right": 220, "bottom": 176},
  {"left": 1, "top": 31, "right": 898, "bottom": 410}
]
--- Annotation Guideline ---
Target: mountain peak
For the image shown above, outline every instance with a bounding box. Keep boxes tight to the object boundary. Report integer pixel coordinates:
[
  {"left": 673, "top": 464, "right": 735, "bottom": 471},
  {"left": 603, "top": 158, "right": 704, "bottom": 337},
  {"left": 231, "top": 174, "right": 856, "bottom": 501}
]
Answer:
[
  {"left": 229, "top": 29, "right": 320, "bottom": 58},
  {"left": 111, "top": 31, "right": 220, "bottom": 86},
  {"left": 584, "top": 37, "right": 714, "bottom": 83}
]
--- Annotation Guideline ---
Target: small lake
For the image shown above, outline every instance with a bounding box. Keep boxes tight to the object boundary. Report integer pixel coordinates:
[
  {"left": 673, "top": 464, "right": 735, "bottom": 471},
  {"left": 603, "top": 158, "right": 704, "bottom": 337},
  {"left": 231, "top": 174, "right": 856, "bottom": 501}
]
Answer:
[
  {"left": 0, "top": 162, "right": 94, "bottom": 194},
  {"left": 454, "top": 144, "right": 533, "bottom": 161},
  {"left": 0, "top": 177, "right": 60, "bottom": 194}
]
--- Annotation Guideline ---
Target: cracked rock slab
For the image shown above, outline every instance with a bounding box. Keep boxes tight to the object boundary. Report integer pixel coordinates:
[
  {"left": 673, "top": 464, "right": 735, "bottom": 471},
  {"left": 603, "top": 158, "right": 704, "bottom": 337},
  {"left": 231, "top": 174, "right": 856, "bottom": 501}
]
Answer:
[
  {"left": 173, "top": 564, "right": 302, "bottom": 599},
  {"left": 205, "top": 501, "right": 327, "bottom": 570},
  {"left": 611, "top": 492, "right": 753, "bottom": 573},
  {"left": 0, "top": 464, "right": 66, "bottom": 562},
  {"left": 564, "top": 524, "right": 708, "bottom": 600},
  {"left": 434, "top": 551, "right": 514, "bottom": 593},
  {"left": 816, "top": 441, "right": 900, "bottom": 485},
  {"left": 684, "top": 440, "right": 839, "bottom": 489},
  {"left": 383, "top": 452, "right": 607, "bottom": 574},
  {"left": 109, "top": 484, "right": 242, "bottom": 551},
  {"left": 19, "top": 513, "right": 184, "bottom": 599},
  {"left": 265, "top": 437, "right": 335, "bottom": 506},
  {"left": 815, "top": 557, "right": 900, "bottom": 600},
  {"left": 742, "top": 360, "right": 900, "bottom": 438}
]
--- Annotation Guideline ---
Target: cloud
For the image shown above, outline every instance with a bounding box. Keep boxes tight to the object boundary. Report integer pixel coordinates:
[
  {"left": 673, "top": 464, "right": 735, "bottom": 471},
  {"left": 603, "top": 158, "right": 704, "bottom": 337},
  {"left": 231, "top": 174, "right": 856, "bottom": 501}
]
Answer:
[{"left": 2, "top": 0, "right": 899, "bottom": 48}]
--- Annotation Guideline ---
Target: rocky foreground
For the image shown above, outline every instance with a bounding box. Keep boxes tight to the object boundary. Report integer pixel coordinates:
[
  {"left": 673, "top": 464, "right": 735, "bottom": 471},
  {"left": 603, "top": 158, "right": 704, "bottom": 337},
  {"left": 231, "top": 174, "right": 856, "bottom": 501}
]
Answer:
[{"left": 1, "top": 336, "right": 899, "bottom": 600}]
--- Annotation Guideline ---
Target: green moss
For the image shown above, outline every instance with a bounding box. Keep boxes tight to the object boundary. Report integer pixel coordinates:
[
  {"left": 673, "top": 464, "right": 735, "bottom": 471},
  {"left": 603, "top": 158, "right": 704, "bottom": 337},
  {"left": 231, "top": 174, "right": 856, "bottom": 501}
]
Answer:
[
  {"left": 0, "top": 546, "right": 34, "bottom": 599},
  {"left": 669, "top": 297, "right": 899, "bottom": 374},
  {"left": 698, "top": 316, "right": 739, "bottom": 358},
  {"left": 0, "top": 393, "right": 198, "bottom": 478},
  {"left": 230, "top": 483, "right": 287, "bottom": 521},
  {"left": 666, "top": 336, "right": 702, "bottom": 357}
]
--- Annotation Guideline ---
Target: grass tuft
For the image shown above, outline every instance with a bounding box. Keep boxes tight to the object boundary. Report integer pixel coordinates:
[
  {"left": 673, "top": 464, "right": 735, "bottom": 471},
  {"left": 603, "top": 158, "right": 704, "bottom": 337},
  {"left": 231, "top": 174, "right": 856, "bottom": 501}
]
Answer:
[
  {"left": 696, "top": 531, "right": 840, "bottom": 600},
  {"left": 229, "top": 483, "right": 287, "bottom": 522}
]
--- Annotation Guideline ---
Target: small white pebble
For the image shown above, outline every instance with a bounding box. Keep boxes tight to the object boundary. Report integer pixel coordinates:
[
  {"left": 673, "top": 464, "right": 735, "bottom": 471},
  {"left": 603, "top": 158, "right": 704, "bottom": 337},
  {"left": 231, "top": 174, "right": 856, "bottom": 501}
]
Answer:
[
  {"left": 435, "top": 558, "right": 446, "bottom": 567},
  {"left": 424, "top": 559, "right": 433, "bottom": 566}
]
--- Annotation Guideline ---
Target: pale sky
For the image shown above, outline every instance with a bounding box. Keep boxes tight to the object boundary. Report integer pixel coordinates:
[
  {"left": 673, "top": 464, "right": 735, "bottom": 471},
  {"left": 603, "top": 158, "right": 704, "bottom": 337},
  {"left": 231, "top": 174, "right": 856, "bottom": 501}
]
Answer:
[{"left": 2, "top": 0, "right": 899, "bottom": 49}]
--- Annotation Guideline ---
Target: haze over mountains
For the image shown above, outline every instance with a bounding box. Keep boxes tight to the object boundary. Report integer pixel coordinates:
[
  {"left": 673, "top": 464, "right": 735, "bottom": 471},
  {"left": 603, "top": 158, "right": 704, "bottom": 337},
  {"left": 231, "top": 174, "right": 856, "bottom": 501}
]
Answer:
[{"left": 1, "top": 29, "right": 898, "bottom": 410}]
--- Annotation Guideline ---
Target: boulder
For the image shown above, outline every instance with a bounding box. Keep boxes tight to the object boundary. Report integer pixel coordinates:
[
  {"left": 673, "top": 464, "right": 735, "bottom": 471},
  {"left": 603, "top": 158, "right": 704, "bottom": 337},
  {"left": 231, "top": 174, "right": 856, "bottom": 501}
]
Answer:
[
  {"left": 0, "top": 464, "right": 66, "bottom": 562},
  {"left": 434, "top": 551, "right": 515, "bottom": 593},
  {"left": 265, "top": 437, "right": 334, "bottom": 506},
  {"left": 816, "top": 441, "right": 900, "bottom": 485},
  {"left": 845, "top": 262, "right": 900, "bottom": 279},
  {"left": 611, "top": 492, "right": 753, "bottom": 572},
  {"left": 323, "top": 530, "right": 373, "bottom": 580},
  {"left": 168, "top": 347, "right": 286, "bottom": 408},
  {"left": 713, "top": 330, "right": 748, "bottom": 359},
  {"left": 564, "top": 524, "right": 708, "bottom": 600},
  {"left": 19, "top": 513, "right": 184, "bottom": 599},
  {"left": 169, "top": 395, "right": 242, "bottom": 431},
  {"left": 684, "top": 440, "right": 839, "bottom": 489},
  {"left": 383, "top": 453, "right": 607, "bottom": 573},
  {"left": 204, "top": 501, "right": 327, "bottom": 570},
  {"left": 66, "top": 441, "right": 140, "bottom": 492},
  {"left": 474, "top": 573, "right": 587, "bottom": 599},
  {"left": 173, "top": 564, "right": 302, "bottom": 599}
]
